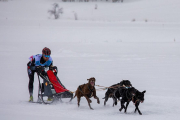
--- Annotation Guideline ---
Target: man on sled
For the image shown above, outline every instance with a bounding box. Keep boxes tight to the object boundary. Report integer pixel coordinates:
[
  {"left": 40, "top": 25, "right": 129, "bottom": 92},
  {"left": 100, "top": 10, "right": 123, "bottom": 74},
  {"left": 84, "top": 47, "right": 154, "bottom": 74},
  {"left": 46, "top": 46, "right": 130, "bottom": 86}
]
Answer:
[{"left": 27, "top": 47, "right": 57, "bottom": 102}]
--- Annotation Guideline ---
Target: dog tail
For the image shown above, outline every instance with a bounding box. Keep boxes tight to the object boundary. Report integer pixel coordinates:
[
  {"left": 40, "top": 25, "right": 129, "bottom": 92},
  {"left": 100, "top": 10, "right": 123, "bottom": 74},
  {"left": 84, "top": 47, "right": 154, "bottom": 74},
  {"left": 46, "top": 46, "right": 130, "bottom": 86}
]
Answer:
[
  {"left": 73, "top": 91, "right": 77, "bottom": 98},
  {"left": 73, "top": 94, "right": 77, "bottom": 98}
]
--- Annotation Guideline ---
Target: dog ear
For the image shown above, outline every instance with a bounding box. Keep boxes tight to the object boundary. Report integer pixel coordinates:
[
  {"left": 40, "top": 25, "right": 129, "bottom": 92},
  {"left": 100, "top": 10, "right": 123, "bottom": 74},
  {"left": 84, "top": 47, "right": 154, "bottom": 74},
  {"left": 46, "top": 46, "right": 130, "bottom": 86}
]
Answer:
[{"left": 142, "top": 90, "right": 146, "bottom": 94}]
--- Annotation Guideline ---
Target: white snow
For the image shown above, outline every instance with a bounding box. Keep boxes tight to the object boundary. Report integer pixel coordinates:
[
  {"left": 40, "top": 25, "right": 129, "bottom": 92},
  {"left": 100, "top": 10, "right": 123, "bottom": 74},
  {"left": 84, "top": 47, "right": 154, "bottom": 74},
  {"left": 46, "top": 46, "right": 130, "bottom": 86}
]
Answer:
[{"left": 0, "top": 0, "right": 180, "bottom": 120}]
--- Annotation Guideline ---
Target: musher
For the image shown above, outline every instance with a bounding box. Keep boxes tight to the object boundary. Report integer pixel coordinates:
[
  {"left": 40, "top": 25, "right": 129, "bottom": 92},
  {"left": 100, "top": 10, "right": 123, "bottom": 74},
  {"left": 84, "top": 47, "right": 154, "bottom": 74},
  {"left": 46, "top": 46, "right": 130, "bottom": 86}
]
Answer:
[{"left": 27, "top": 47, "right": 56, "bottom": 102}]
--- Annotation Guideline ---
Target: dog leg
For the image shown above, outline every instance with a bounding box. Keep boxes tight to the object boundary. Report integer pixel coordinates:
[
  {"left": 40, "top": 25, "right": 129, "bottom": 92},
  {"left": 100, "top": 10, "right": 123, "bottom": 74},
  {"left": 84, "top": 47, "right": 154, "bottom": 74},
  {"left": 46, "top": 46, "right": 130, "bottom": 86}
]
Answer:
[
  {"left": 104, "top": 95, "right": 108, "bottom": 106},
  {"left": 114, "top": 98, "right": 117, "bottom": 106},
  {"left": 134, "top": 108, "right": 137, "bottom": 113},
  {"left": 77, "top": 97, "right": 81, "bottom": 107},
  {"left": 104, "top": 100, "right": 107, "bottom": 106},
  {"left": 112, "top": 97, "right": 114, "bottom": 107},
  {"left": 88, "top": 102, "right": 93, "bottom": 110},
  {"left": 119, "top": 100, "right": 125, "bottom": 112},
  {"left": 124, "top": 101, "right": 129, "bottom": 113},
  {"left": 135, "top": 103, "right": 142, "bottom": 115},
  {"left": 84, "top": 96, "right": 93, "bottom": 109},
  {"left": 112, "top": 96, "right": 117, "bottom": 106},
  {"left": 94, "top": 96, "right": 100, "bottom": 104}
]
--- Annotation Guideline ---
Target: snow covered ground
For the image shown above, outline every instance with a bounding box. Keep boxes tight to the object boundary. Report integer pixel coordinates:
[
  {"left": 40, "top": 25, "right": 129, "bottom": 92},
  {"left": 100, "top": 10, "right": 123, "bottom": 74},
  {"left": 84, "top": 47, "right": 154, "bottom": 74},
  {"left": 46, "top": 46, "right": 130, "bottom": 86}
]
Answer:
[{"left": 0, "top": 0, "right": 180, "bottom": 120}]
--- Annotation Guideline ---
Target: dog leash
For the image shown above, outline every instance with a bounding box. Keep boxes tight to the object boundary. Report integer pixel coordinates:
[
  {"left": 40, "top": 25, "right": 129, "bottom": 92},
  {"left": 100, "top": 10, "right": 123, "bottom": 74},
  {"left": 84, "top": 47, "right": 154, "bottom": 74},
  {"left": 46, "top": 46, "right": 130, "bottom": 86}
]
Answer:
[
  {"left": 95, "top": 85, "right": 125, "bottom": 91},
  {"left": 39, "top": 74, "right": 127, "bottom": 93}
]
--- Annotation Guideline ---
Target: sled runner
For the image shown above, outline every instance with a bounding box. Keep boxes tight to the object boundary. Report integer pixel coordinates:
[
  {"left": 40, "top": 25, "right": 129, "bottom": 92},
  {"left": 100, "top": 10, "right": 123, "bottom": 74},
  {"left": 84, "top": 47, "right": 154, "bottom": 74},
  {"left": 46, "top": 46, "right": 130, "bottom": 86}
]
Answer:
[{"left": 36, "top": 67, "right": 73, "bottom": 104}]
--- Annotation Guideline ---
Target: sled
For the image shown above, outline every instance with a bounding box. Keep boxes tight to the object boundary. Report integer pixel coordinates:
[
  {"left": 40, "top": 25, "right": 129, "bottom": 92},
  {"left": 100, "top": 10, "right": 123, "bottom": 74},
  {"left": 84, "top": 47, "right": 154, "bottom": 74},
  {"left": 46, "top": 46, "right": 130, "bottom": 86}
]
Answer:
[{"left": 36, "top": 67, "right": 73, "bottom": 104}]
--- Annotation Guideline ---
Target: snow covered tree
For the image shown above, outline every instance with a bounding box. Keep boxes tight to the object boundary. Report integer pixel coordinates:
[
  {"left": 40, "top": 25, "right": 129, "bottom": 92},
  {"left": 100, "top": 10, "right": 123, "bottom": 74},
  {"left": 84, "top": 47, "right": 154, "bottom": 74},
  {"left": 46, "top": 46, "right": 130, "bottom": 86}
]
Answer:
[{"left": 48, "top": 3, "right": 63, "bottom": 19}]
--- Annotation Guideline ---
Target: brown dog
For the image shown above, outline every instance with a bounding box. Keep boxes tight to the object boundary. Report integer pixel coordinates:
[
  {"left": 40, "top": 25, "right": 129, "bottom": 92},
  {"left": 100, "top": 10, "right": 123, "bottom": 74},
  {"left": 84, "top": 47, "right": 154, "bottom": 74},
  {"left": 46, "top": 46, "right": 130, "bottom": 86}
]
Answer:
[{"left": 73, "top": 77, "right": 100, "bottom": 109}]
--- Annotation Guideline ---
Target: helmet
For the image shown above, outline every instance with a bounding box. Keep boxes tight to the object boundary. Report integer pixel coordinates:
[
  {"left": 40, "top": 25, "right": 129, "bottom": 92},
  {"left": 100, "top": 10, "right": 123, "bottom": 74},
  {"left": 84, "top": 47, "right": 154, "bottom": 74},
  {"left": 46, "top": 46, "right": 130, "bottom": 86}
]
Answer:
[{"left": 42, "top": 47, "right": 51, "bottom": 55}]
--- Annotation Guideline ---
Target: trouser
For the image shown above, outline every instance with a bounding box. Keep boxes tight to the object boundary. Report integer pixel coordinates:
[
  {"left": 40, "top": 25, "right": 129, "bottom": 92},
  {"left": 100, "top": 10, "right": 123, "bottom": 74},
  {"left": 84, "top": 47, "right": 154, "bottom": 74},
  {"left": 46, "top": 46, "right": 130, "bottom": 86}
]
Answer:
[{"left": 27, "top": 67, "right": 36, "bottom": 97}]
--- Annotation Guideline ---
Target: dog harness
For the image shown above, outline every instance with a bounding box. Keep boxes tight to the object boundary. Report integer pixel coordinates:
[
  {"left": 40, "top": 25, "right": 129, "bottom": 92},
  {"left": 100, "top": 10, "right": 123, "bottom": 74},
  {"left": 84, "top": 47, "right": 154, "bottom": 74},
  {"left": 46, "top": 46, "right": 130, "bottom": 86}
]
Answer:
[{"left": 78, "top": 84, "right": 95, "bottom": 98}]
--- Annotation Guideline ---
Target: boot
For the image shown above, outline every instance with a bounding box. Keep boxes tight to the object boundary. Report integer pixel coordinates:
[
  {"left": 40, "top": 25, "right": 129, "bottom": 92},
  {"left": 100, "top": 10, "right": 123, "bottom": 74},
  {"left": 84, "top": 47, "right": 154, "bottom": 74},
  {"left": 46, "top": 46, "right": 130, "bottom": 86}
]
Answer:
[
  {"left": 29, "top": 95, "right": 33, "bottom": 102},
  {"left": 47, "top": 97, "right": 53, "bottom": 101}
]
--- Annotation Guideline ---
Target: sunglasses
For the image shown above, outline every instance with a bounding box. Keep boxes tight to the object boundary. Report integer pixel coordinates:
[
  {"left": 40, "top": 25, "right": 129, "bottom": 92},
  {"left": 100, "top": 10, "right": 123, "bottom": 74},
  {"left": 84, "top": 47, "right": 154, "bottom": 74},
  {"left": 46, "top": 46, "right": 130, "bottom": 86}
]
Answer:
[{"left": 43, "top": 54, "right": 50, "bottom": 58}]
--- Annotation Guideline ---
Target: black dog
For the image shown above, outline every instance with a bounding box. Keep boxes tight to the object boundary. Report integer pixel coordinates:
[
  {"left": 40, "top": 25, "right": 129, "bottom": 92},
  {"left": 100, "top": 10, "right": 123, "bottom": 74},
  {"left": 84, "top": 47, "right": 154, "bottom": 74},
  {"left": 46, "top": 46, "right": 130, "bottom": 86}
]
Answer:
[
  {"left": 118, "top": 87, "right": 136, "bottom": 113},
  {"left": 103, "top": 83, "right": 120, "bottom": 106},
  {"left": 119, "top": 88, "right": 146, "bottom": 115},
  {"left": 132, "top": 90, "right": 146, "bottom": 115},
  {"left": 103, "top": 80, "right": 132, "bottom": 106}
]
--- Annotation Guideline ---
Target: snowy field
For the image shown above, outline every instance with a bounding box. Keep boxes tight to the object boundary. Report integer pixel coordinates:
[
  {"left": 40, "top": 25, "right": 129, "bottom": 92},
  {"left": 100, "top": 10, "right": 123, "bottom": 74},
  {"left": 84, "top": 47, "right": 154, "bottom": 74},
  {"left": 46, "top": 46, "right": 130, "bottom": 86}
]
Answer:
[{"left": 0, "top": 0, "right": 180, "bottom": 120}]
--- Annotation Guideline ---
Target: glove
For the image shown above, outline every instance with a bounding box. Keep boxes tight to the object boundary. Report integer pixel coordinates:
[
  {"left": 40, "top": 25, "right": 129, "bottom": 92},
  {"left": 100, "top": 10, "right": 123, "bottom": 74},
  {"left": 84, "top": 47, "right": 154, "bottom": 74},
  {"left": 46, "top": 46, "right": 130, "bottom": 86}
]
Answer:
[
  {"left": 50, "top": 66, "right": 58, "bottom": 75},
  {"left": 50, "top": 66, "right": 57, "bottom": 70},
  {"left": 36, "top": 66, "right": 45, "bottom": 75}
]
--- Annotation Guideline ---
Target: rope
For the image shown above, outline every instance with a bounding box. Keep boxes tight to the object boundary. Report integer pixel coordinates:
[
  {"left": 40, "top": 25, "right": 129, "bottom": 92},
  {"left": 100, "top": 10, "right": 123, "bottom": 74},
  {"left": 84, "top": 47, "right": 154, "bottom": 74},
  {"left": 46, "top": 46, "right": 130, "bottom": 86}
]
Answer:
[
  {"left": 39, "top": 73, "right": 125, "bottom": 94},
  {"left": 95, "top": 84, "right": 124, "bottom": 91}
]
